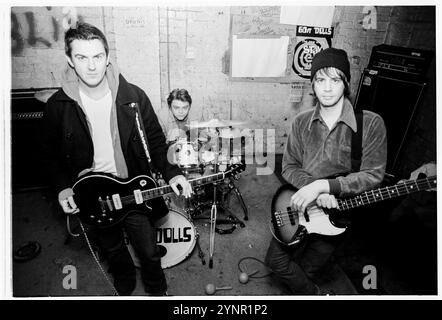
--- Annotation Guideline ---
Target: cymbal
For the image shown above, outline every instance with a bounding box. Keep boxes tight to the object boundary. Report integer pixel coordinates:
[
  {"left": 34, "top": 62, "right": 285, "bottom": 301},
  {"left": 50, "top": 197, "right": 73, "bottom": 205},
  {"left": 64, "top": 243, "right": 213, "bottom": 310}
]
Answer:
[
  {"left": 218, "top": 127, "right": 253, "bottom": 138},
  {"left": 223, "top": 120, "right": 251, "bottom": 127},
  {"left": 187, "top": 119, "right": 250, "bottom": 128},
  {"left": 187, "top": 119, "right": 229, "bottom": 128}
]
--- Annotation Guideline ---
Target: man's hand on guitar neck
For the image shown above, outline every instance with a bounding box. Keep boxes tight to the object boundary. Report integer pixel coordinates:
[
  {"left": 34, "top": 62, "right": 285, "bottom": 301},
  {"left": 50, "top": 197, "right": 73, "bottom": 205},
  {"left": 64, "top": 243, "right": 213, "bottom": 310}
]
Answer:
[
  {"left": 58, "top": 188, "right": 80, "bottom": 215},
  {"left": 169, "top": 174, "right": 193, "bottom": 198},
  {"left": 290, "top": 179, "right": 334, "bottom": 214},
  {"left": 316, "top": 194, "right": 338, "bottom": 209}
]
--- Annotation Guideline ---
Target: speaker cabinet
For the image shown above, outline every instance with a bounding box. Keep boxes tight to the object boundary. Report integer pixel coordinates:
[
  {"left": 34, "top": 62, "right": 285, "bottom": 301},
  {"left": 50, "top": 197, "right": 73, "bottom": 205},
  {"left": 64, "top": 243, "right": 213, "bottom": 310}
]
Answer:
[
  {"left": 354, "top": 69, "right": 426, "bottom": 176},
  {"left": 11, "top": 89, "right": 51, "bottom": 192}
]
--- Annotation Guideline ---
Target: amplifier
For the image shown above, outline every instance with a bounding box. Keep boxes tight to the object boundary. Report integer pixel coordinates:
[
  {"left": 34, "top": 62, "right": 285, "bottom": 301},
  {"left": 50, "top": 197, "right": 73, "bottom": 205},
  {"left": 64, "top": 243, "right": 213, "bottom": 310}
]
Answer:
[
  {"left": 368, "top": 44, "right": 433, "bottom": 80},
  {"left": 11, "top": 88, "right": 58, "bottom": 192}
]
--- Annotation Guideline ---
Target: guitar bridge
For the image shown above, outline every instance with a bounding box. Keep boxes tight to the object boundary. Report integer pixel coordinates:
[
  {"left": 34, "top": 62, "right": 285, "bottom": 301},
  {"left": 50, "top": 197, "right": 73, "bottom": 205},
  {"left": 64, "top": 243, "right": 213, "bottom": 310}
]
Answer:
[
  {"left": 273, "top": 211, "right": 283, "bottom": 227},
  {"left": 98, "top": 196, "right": 106, "bottom": 214}
]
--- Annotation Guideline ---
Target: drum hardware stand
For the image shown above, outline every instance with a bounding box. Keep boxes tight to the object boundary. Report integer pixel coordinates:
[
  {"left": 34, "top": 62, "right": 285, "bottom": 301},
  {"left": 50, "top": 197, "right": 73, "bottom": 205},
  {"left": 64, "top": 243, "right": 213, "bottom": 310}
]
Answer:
[
  {"left": 224, "top": 176, "right": 249, "bottom": 221},
  {"left": 189, "top": 172, "right": 246, "bottom": 232},
  {"left": 184, "top": 198, "right": 206, "bottom": 266},
  {"left": 209, "top": 182, "right": 218, "bottom": 269}
]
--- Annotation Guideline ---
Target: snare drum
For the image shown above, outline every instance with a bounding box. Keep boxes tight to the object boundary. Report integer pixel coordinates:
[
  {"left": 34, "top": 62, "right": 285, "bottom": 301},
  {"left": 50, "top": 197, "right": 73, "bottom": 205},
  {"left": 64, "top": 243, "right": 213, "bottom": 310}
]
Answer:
[
  {"left": 125, "top": 209, "right": 196, "bottom": 269},
  {"left": 200, "top": 150, "right": 216, "bottom": 165},
  {"left": 176, "top": 141, "right": 199, "bottom": 168},
  {"left": 216, "top": 154, "right": 243, "bottom": 172}
]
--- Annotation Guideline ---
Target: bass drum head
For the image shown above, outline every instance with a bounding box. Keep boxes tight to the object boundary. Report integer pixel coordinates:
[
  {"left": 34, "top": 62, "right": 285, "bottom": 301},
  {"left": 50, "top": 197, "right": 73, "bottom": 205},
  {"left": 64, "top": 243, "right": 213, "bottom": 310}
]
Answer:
[{"left": 125, "top": 209, "right": 196, "bottom": 269}]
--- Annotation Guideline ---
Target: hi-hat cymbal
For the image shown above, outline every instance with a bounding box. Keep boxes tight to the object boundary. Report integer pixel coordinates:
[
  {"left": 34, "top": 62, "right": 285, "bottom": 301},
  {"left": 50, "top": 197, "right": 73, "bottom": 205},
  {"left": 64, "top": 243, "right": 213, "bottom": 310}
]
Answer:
[
  {"left": 218, "top": 127, "right": 253, "bottom": 138},
  {"left": 187, "top": 119, "right": 250, "bottom": 128},
  {"left": 187, "top": 119, "right": 229, "bottom": 128}
]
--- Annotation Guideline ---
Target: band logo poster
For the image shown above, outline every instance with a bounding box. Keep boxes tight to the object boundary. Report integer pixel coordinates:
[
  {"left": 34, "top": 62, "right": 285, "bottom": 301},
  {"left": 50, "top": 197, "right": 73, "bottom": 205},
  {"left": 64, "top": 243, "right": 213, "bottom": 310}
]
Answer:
[{"left": 292, "top": 25, "right": 334, "bottom": 80}]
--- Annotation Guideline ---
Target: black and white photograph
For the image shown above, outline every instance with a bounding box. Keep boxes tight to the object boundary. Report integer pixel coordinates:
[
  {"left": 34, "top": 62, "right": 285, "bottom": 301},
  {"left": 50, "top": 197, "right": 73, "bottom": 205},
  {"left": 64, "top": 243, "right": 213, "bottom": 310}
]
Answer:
[{"left": 3, "top": 2, "right": 438, "bottom": 301}]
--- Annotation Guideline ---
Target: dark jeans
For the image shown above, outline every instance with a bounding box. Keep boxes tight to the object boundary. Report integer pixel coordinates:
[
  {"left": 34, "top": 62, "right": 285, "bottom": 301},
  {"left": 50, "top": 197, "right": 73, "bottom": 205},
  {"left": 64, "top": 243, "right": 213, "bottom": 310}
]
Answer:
[
  {"left": 265, "top": 235, "right": 338, "bottom": 294},
  {"left": 94, "top": 211, "right": 166, "bottom": 294}
]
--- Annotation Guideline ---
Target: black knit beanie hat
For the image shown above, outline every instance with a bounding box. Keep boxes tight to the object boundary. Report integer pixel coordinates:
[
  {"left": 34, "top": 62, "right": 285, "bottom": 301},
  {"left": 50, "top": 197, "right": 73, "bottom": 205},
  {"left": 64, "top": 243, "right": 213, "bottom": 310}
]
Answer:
[{"left": 310, "top": 47, "right": 351, "bottom": 82}]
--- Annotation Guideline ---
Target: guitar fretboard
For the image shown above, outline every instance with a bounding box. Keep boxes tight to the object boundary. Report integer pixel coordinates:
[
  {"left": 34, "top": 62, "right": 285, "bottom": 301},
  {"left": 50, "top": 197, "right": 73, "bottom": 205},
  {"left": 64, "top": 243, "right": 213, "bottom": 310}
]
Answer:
[
  {"left": 141, "top": 172, "right": 226, "bottom": 201},
  {"left": 337, "top": 176, "right": 436, "bottom": 211}
]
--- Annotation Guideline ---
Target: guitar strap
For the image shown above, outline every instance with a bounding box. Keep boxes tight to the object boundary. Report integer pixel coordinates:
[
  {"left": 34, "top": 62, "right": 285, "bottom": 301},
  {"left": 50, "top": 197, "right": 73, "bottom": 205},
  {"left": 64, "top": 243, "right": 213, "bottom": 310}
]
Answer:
[
  {"left": 351, "top": 108, "right": 363, "bottom": 172},
  {"left": 131, "top": 102, "right": 155, "bottom": 176}
]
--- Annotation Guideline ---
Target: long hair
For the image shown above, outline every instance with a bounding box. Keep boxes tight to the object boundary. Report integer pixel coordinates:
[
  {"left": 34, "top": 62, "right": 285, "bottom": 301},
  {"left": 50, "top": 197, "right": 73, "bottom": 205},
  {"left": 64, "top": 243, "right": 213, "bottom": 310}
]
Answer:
[{"left": 64, "top": 22, "right": 109, "bottom": 58}]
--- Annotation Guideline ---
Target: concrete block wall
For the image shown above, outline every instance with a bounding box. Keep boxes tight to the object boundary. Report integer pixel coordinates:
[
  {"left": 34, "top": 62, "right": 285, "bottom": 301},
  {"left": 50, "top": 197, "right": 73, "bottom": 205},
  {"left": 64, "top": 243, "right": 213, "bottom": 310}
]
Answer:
[
  {"left": 112, "top": 7, "right": 162, "bottom": 111},
  {"left": 11, "top": 6, "right": 436, "bottom": 173}
]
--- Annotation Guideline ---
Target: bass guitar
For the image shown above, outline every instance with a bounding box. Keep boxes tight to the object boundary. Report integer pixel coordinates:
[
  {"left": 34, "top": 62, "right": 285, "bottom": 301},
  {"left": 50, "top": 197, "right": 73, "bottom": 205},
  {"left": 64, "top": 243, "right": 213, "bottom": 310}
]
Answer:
[
  {"left": 72, "top": 163, "right": 245, "bottom": 228},
  {"left": 270, "top": 176, "right": 436, "bottom": 246}
]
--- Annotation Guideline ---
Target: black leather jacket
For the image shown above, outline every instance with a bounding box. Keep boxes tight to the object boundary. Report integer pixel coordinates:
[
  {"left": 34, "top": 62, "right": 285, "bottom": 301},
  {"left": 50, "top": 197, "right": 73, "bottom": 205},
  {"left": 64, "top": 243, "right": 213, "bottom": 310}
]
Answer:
[{"left": 42, "top": 74, "right": 182, "bottom": 219}]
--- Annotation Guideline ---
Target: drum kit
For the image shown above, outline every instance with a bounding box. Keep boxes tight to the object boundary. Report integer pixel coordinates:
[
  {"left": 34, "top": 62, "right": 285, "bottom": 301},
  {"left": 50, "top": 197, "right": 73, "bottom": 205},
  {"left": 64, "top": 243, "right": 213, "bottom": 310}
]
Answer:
[{"left": 153, "top": 118, "right": 253, "bottom": 269}]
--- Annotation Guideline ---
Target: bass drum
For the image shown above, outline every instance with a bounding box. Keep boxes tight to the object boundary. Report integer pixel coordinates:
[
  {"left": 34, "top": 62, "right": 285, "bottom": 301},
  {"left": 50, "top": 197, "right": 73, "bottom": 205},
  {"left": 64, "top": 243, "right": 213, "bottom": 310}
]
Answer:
[{"left": 125, "top": 209, "right": 196, "bottom": 269}]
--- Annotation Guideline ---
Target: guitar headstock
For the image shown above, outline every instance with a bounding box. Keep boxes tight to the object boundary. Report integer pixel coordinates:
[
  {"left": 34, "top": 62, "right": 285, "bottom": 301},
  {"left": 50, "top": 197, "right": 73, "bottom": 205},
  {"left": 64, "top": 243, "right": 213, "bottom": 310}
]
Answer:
[{"left": 225, "top": 162, "right": 246, "bottom": 177}]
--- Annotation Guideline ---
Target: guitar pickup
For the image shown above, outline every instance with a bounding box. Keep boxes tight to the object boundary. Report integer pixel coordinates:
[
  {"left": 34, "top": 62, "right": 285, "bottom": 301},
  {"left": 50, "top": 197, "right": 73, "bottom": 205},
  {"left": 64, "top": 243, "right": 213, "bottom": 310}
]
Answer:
[
  {"left": 112, "top": 194, "right": 122, "bottom": 210},
  {"left": 134, "top": 189, "right": 143, "bottom": 204},
  {"left": 287, "top": 207, "right": 297, "bottom": 225}
]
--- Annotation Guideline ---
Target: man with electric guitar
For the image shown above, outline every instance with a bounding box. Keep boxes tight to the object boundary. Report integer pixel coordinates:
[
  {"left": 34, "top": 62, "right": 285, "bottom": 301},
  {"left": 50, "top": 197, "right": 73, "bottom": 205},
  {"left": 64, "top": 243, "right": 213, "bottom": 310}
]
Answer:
[
  {"left": 41, "top": 22, "right": 192, "bottom": 296},
  {"left": 265, "top": 47, "right": 388, "bottom": 295}
]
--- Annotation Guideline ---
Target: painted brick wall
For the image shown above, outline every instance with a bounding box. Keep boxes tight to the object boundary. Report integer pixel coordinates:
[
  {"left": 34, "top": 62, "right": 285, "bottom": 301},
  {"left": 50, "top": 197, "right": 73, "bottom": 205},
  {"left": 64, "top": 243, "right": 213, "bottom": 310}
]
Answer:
[
  {"left": 11, "top": 6, "right": 436, "bottom": 175},
  {"left": 11, "top": 6, "right": 106, "bottom": 89},
  {"left": 112, "top": 7, "right": 162, "bottom": 112}
]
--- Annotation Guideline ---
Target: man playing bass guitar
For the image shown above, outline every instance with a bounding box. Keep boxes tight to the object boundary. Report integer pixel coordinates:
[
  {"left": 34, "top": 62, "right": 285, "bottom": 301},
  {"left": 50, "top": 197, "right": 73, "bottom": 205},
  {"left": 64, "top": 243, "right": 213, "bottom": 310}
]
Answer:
[{"left": 265, "top": 48, "right": 387, "bottom": 295}]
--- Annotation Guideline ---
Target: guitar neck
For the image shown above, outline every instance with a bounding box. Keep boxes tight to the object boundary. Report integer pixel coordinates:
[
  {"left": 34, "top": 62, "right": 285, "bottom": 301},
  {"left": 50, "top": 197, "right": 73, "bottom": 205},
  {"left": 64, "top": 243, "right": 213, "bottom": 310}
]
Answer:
[
  {"left": 141, "top": 171, "right": 226, "bottom": 201},
  {"left": 337, "top": 176, "right": 436, "bottom": 211}
]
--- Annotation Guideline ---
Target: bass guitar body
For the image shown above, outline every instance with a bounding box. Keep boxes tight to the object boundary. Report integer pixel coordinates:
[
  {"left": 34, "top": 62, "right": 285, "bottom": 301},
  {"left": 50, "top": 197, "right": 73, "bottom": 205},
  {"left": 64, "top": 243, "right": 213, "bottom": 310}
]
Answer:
[{"left": 271, "top": 184, "right": 349, "bottom": 246}]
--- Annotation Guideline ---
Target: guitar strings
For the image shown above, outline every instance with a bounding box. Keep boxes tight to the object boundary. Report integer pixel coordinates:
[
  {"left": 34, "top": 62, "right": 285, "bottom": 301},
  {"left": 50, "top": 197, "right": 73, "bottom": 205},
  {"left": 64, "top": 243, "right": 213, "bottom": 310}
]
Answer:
[
  {"left": 117, "top": 171, "right": 227, "bottom": 204},
  {"left": 274, "top": 178, "right": 436, "bottom": 221}
]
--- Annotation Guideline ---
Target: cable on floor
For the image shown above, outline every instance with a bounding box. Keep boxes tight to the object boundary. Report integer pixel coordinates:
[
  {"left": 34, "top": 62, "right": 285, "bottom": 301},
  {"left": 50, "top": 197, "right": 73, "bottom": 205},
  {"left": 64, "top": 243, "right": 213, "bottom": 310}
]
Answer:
[{"left": 237, "top": 256, "right": 274, "bottom": 279}]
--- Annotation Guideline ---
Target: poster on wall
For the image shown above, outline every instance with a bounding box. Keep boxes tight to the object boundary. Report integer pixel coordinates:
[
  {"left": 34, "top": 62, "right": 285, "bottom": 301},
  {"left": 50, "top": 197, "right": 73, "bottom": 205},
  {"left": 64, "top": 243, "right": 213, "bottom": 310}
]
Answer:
[
  {"left": 231, "top": 35, "right": 290, "bottom": 78},
  {"left": 280, "top": 6, "right": 335, "bottom": 28},
  {"left": 292, "top": 25, "right": 333, "bottom": 80}
]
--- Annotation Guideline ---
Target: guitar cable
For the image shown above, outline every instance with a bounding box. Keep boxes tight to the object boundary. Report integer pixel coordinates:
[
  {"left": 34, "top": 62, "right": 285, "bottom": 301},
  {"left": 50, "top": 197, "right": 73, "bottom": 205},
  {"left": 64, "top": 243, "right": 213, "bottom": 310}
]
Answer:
[
  {"left": 78, "top": 220, "right": 120, "bottom": 296},
  {"left": 66, "top": 215, "right": 119, "bottom": 296},
  {"left": 66, "top": 215, "right": 81, "bottom": 238}
]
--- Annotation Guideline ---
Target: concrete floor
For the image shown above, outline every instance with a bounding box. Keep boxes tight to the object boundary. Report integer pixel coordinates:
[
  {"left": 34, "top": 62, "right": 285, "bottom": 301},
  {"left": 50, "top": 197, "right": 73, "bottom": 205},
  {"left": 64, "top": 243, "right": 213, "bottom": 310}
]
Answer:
[{"left": 12, "top": 161, "right": 437, "bottom": 297}]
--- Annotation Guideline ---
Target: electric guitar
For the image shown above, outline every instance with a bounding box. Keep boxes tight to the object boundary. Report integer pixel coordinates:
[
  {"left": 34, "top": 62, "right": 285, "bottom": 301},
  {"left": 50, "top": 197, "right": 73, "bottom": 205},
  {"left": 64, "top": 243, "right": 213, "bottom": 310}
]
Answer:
[
  {"left": 72, "top": 163, "right": 245, "bottom": 228},
  {"left": 270, "top": 176, "right": 436, "bottom": 246}
]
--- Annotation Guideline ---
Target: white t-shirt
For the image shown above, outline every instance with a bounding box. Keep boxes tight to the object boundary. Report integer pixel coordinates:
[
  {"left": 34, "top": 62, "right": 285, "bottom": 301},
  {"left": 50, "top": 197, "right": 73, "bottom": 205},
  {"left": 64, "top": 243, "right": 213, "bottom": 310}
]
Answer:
[{"left": 79, "top": 89, "right": 117, "bottom": 175}]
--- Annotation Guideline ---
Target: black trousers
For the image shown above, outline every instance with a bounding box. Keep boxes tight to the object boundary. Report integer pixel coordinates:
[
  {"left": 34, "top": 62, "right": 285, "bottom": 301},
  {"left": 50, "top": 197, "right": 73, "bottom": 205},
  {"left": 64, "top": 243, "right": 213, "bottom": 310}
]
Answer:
[{"left": 94, "top": 211, "right": 166, "bottom": 294}]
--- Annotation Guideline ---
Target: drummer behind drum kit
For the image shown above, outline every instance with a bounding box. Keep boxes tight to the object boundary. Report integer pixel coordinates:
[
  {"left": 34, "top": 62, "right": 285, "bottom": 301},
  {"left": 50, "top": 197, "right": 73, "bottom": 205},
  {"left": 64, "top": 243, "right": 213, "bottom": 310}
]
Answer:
[{"left": 141, "top": 118, "right": 254, "bottom": 269}]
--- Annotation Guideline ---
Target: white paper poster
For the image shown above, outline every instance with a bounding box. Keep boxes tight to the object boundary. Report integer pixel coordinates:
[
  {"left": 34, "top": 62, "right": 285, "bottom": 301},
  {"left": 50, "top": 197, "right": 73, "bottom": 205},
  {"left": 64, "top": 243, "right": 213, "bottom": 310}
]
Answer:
[
  {"left": 231, "top": 35, "right": 290, "bottom": 78},
  {"left": 280, "top": 6, "right": 335, "bottom": 28}
]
